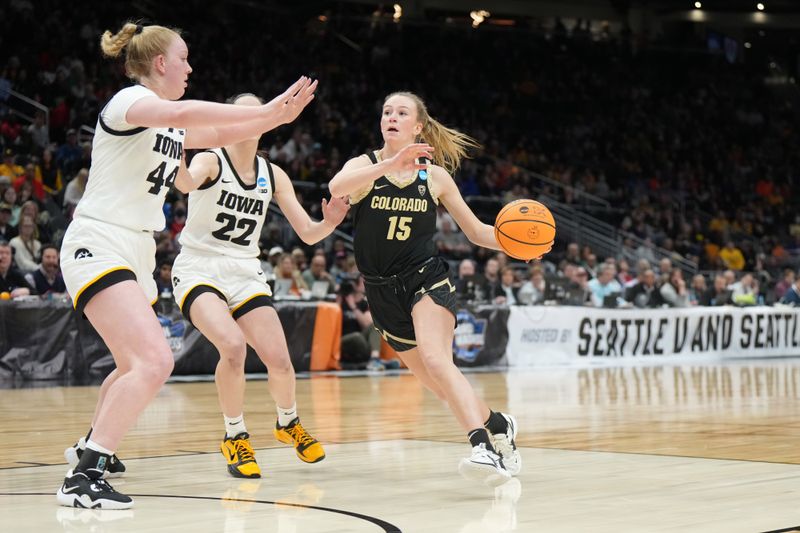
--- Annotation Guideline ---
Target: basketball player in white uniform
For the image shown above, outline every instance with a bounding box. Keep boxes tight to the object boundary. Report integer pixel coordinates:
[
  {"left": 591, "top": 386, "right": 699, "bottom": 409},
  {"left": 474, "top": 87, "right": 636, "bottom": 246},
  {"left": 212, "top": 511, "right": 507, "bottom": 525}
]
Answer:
[
  {"left": 171, "top": 93, "right": 347, "bottom": 478},
  {"left": 57, "top": 21, "right": 317, "bottom": 510}
]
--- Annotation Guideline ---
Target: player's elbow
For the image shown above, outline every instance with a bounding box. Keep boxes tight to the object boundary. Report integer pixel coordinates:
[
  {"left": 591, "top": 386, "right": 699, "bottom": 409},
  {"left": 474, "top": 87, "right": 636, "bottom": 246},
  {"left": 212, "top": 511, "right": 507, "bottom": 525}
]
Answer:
[
  {"left": 176, "top": 181, "right": 198, "bottom": 194},
  {"left": 328, "top": 177, "right": 347, "bottom": 198},
  {"left": 297, "top": 226, "right": 319, "bottom": 245}
]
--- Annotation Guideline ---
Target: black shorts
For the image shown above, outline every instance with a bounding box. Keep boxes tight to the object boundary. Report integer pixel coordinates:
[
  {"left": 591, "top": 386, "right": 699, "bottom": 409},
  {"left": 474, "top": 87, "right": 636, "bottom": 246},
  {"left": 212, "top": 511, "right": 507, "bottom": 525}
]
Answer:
[{"left": 363, "top": 257, "right": 458, "bottom": 352}]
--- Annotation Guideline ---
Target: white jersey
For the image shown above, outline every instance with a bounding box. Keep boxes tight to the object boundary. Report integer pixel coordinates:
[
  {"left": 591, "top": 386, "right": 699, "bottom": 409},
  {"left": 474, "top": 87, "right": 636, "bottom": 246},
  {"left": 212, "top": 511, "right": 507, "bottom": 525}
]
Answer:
[
  {"left": 179, "top": 147, "right": 274, "bottom": 258},
  {"left": 74, "top": 85, "right": 185, "bottom": 232}
]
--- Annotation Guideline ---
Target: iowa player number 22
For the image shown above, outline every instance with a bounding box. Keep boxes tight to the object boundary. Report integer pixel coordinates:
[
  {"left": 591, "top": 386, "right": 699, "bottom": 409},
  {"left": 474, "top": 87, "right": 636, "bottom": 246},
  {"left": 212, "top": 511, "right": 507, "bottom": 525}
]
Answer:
[
  {"left": 387, "top": 216, "right": 412, "bottom": 241},
  {"left": 212, "top": 213, "right": 257, "bottom": 246}
]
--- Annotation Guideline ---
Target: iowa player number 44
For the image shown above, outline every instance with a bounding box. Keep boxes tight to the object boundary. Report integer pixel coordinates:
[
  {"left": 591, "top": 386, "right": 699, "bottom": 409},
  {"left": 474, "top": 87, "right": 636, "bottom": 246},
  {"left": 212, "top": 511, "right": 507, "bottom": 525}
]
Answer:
[{"left": 145, "top": 161, "right": 179, "bottom": 195}]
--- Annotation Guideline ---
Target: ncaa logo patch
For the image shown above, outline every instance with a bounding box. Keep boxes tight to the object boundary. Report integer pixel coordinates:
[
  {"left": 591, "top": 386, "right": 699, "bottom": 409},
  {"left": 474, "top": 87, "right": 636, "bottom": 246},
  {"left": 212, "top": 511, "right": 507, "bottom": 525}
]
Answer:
[
  {"left": 257, "top": 176, "right": 269, "bottom": 193},
  {"left": 418, "top": 169, "right": 428, "bottom": 181},
  {"left": 74, "top": 248, "right": 93, "bottom": 259}
]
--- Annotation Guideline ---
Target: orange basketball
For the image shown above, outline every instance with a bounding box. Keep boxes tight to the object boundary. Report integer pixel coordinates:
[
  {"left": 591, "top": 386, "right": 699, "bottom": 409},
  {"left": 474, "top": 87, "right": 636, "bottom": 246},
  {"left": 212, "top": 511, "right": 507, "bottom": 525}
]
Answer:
[{"left": 494, "top": 199, "right": 556, "bottom": 261}]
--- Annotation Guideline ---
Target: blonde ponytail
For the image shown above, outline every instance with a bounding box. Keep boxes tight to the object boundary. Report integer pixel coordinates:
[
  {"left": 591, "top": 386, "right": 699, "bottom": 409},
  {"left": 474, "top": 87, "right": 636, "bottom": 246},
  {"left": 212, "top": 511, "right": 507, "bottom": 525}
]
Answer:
[
  {"left": 420, "top": 117, "right": 480, "bottom": 175},
  {"left": 100, "top": 22, "right": 138, "bottom": 58},
  {"left": 385, "top": 91, "right": 481, "bottom": 175},
  {"left": 99, "top": 21, "right": 182, "bottom": 81}
]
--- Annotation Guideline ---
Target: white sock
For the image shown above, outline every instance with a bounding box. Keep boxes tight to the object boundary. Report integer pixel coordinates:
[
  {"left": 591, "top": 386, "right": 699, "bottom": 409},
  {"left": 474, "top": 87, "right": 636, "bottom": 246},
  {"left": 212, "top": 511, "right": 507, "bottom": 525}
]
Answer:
[
  {"left": 277, "top": 403, "right": 297, "bottom": 427},
  {"left": 85, "top": 439, "right": 114, "bottom": 456},
  {"left": 224, "top": 414, "right": 247, "bottom": 438}
]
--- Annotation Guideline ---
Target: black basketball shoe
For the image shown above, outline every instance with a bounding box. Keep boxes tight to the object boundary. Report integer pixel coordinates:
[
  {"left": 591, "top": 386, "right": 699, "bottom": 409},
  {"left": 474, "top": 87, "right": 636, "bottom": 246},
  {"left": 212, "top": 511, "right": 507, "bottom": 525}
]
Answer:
[{"left": 56, "top": 470, "right": 133, "bottom": 510}]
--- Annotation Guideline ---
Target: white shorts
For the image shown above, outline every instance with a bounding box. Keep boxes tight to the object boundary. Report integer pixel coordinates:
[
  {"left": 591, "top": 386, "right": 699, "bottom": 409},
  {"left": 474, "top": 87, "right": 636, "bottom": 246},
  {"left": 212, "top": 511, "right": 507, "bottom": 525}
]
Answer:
[
  {"left": 171, "top": 251, "right": 273, "bottom": 323},
  {"left": 60, "top": 216, "right": 157, "bottom": 313}
]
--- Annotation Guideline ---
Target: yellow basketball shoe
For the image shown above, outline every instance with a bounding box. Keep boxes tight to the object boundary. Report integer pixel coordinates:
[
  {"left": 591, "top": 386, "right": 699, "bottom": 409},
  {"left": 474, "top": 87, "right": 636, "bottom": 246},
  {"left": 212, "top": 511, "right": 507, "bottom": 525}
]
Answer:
[
  {"left": 220, "top": 432, "right": 261, "bottom": 478},
  {"left": 274, "top": 418, "right": 326, "bottom": 463}
]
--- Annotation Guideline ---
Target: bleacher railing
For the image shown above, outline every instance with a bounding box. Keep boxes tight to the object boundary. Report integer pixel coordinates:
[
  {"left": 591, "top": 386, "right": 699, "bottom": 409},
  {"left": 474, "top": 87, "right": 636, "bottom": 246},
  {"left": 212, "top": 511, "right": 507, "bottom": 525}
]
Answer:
[{"left": 0, "top": 85, "right": 49, "bottom": 132}]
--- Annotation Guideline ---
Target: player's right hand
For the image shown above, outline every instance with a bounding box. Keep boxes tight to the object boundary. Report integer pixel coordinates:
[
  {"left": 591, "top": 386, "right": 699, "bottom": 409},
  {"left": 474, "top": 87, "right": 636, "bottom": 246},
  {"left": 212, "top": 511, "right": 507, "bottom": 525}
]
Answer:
[
  {"left": 385, "top": 143, "right": 434, "bottom": 174},
  {"left": 267, "top": 76, "right": 318, "bottom": 125}
]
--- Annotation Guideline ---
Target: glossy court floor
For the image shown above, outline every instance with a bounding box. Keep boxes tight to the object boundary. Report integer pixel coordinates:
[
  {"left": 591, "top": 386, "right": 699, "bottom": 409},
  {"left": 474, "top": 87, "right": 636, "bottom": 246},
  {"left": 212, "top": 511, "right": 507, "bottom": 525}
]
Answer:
[{"left": 2, "top": 361, "right": 800, "bottom": 532}]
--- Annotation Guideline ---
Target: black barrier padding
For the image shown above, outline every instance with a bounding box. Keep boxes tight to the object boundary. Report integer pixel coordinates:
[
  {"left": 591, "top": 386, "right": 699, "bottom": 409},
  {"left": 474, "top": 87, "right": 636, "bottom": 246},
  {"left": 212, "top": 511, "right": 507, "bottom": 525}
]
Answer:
[
  {"left": 0, "top": 300, "right": 509, "bottom": 383},
  {"left": 0, "top": 300, "right": 320, "bottom": 381},
  {"left": 1, "top": 299, "right": 77, "bottom": 380}
]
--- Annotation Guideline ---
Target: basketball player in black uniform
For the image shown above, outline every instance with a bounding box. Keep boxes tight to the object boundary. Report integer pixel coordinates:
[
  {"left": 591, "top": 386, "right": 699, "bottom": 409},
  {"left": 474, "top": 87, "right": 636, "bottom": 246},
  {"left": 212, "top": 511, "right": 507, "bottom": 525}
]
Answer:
[{"left": 329, "top": 92, "right": 522, "bottom": 487}]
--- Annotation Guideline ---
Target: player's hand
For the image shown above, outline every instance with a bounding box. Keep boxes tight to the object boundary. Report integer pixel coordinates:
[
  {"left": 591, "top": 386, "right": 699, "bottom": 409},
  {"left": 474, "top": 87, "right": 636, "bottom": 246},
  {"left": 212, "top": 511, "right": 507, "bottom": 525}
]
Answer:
[
  {"left": 526, "top": 245, "right": 553, "bottom": 263},
  {"left": 322, "top": 196, "right": 349, "bottom": 226},
  {"left": 266, "top": 76, "right": 318, "bottom": 126},
  {"left": 385, "top": 143, "right": 434, "bottom": 174}
]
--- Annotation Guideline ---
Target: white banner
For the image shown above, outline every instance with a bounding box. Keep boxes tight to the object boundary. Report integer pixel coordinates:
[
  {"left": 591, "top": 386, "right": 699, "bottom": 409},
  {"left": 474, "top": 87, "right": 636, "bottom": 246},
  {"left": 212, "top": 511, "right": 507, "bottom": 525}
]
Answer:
[{"left": 506, "top": 305, "right": 800, "bottom": 366}]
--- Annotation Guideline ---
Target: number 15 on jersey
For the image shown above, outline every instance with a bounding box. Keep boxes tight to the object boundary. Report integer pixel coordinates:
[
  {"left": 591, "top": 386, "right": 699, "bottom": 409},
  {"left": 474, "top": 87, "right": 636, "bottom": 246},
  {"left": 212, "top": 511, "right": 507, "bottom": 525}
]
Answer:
[{"left": 387, "top": 216, "right": 412, "bottom": 241}]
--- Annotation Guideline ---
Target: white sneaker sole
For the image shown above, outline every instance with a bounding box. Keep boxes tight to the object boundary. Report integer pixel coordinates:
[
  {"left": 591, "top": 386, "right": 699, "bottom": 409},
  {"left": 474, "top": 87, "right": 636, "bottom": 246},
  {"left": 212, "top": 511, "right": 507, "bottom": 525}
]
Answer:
[
  {"left": 458, "top": 458, "right": 512, "bottom": 487},
  {"left": 56, "top": 507, "right": 135, "bottom": 523},
  {"left": 56, "top": 488, "right": 134, "bottom": 510}
]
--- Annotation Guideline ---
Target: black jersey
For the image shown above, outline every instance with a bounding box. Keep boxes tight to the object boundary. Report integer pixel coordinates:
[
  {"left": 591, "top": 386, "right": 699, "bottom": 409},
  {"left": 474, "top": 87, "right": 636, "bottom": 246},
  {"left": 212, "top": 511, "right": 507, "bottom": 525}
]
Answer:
[{"left": 351, "top": 151, "right": 438, "bottom": 277}]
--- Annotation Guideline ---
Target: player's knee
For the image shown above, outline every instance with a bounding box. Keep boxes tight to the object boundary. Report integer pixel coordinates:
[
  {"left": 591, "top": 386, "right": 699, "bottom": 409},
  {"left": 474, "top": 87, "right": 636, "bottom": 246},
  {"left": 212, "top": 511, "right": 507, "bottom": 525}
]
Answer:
[
  {"left": 153, "top": 353, "right": 175, "bottom": 382},
  {"left": 267, "top": 354, "right": 294, "bottom": 377},
  {"left": 418, "top": 350, "right": 452, "bottom": 379},
  {"left": 217, "top": 334, "right": 247, "bottom": 367},
  {"left": 138, "top": 348, "right": 174, "bottom": 385}
]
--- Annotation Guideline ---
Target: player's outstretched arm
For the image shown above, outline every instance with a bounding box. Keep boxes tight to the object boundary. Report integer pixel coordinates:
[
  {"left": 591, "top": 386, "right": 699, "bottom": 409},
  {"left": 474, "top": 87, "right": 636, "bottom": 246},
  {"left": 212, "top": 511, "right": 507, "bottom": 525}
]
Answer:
[
  {"left": 272, "top": 164, "right": 348, "bottom": 244},
  {"left": 328, "top": 143, "right": 433, "bottom": 197},
  {"left": 126, "top": 77, "right": 317, "bottom": 149},
  {"left": 435, "top": 166, "right": 501, "bottom": 251}
]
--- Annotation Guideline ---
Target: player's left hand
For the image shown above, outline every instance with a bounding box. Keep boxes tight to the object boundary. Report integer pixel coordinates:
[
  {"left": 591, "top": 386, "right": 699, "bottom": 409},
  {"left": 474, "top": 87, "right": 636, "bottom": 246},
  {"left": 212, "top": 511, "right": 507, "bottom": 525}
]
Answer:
[
  {"left": 526, "top": 245, "right": 553, "bottom": 263},
  {"left": 322, "top": 196, "right": 349, "bottom": 226}
]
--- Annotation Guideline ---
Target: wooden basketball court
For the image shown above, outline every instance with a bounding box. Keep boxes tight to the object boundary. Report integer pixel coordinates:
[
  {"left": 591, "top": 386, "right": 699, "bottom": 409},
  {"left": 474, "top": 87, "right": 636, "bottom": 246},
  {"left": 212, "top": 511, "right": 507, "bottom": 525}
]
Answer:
[{"left": 2, "top": 361, "right": 800, "bottom": 532}]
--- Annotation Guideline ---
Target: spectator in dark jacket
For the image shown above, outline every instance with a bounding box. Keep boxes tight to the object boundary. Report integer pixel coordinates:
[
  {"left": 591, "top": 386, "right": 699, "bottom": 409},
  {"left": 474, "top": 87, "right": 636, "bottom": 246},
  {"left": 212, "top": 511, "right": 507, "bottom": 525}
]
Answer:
[
  {"left": 0, "top": 203, "right": 17, "bottom": 242},
  {"left": 625, "top": 269, "right": 664, "bottom": 308},
  {"left": 780, "top": 278, "right": 800, "bottom": 306},
  {"left": 0, "top": 241, "right": 33, "bottom": 296},
  {"left": 700, "top": 275, "right": 733, "bottom": 306},
  {"left": 25, "top": 243, "right": 66, "bottom": 296}
]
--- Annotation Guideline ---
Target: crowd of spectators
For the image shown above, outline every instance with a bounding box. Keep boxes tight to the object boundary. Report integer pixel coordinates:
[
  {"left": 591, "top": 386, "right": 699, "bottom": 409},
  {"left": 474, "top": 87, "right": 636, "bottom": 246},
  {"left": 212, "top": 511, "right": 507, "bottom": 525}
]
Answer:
[
  {"left": 453, "top": 240, "right": 799, "bottom": 310},
  {"left": 1, "top": 1, "right": 799, "bottom": 320}
]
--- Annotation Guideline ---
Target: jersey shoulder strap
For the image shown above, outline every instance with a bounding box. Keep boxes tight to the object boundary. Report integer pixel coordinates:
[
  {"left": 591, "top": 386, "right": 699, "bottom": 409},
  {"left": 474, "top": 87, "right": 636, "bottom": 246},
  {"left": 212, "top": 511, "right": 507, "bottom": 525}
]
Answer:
[
  {"left": 197, "top": 150, "right": 223, "bottom": 190},
  {"left": 261, "top": 155, "right": 276, "bottom": 192}
]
